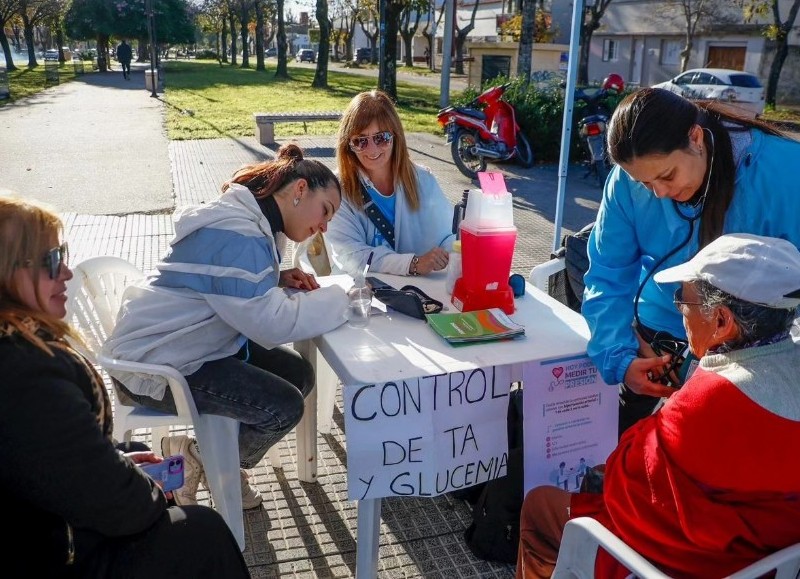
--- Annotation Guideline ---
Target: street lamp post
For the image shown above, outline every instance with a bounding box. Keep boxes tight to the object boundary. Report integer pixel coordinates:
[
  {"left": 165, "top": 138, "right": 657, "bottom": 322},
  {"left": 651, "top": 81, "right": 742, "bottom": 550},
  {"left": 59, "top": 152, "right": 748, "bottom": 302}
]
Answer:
[{"left": 146, "top": 0, "right": 158, "bottom": 98}]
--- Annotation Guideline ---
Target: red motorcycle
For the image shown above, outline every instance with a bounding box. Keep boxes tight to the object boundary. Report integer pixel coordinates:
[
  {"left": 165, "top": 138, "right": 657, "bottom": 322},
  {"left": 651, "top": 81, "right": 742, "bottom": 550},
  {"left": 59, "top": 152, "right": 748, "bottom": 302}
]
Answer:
[{"left": 437, "top": 82, "right": 534, "bottom": 179}]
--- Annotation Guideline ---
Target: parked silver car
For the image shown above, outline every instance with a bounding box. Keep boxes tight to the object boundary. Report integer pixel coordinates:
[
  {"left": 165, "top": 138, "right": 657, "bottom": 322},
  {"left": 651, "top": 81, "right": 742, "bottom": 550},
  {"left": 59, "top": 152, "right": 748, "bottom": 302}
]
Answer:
[
  {"left": 295, "top": 49, "right": 315, "bottom": 63},
  {"left": 652, "top": 68, "right": 766, "bottom": 115}
]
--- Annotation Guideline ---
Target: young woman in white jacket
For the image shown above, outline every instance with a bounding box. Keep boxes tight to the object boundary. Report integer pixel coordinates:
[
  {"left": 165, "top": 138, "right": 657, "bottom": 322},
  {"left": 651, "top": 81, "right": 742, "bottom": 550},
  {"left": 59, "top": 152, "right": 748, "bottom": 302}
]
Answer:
[{"left": 105, "top": 144, "right": 348, "bottom": 507}]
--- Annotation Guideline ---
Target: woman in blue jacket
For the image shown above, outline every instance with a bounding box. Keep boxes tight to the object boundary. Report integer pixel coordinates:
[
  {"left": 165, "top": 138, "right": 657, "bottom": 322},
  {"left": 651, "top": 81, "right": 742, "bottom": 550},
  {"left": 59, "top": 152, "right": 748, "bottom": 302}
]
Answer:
[{"left": 583, "top": 87, "right": 800, "bottom": 435}]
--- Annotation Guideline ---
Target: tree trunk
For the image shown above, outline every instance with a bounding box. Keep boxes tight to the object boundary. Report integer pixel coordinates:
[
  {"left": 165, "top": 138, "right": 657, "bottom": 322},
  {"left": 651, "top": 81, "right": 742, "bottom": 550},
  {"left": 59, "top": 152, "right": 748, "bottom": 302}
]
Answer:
[
  {"left": 229, "top": 13, "right": 237, "bottom": 65},
  {"left": 56, "top": 25, "right": 66, "bottom": 64},
  {"left": 401, "top": 33, "right": 413, "bottom": 67},
  {"left": 1, "top": 33, "right": 18, "bottom": 70},
  {"left": 399, "top": 8, "right": 421, "bottom": 68},
  {"left": 347, "top": 17, "right": 356, "bottom": 61},
  {"left": 312, "top": 0, "right": 330, "bottom": 88},
  {"left": 766, "top": 36, "right": 788, "bottom": 108},
  {"left": 765, "top": 0, "right": 800, "bottom": 108},
  {"left": 680, "top": 38, "right": 692, "bottom": 72},
  {"left": 578, "top": 1, "right": 609, "bottom": 85},
  {"left": 221, "top": 18, "right": 228, "bottom": 62},
  {"left": 240, "top": 9, "right": 249, "bottom": 68},
  {"left": 255, "top": 0, "right": 264, "bottom": 71},
  {"left": 23, "top": 16, "right": 37, "bottom": 68},
  {"left": 578, "top": 28, "right": 592, "bottom": 84},
  {"left": 275, "top": 0, "right": 289, "bottom": 78},
  {"left": 380, "top": 0, "right": 402, "bottom": 100},
  {"left": 454, "top": 0, "right": 479, "bottom": 75},
  {"left": 517, "top": 0, "right": 536, "bottom": 82}
]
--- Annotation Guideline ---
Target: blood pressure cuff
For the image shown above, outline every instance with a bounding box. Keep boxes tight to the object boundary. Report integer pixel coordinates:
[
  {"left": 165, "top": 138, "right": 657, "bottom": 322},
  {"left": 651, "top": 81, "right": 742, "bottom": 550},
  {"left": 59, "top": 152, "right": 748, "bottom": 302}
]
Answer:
[{"left": 373, "top": 285, "right": 443, "bottom": 320}]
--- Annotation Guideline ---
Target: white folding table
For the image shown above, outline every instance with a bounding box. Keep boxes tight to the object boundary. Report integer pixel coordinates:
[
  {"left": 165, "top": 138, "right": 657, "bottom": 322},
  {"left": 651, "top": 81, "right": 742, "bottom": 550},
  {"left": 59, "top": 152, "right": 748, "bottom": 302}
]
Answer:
[{"left": 295, "top": 271, "right": 593, "bottom": 577}]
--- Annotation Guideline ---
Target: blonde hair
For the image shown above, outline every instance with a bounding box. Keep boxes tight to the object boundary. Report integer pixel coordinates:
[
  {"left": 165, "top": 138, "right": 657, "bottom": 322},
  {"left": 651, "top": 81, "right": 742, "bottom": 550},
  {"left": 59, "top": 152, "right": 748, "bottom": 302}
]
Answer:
[
  {"left": 336, "top": 90, "right": 420, "bottom": 210},
  {"left": 0, "top": 195, "right": 75, "bottom": 353}
]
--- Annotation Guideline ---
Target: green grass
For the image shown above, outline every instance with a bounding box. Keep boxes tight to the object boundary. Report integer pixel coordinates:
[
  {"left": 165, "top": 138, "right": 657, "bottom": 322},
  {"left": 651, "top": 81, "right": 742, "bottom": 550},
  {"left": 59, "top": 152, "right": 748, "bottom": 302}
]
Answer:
[
  {"left": 0, "top": 62, "right": 89, "bottom": 105},
  {"left": 761, "top": 106, "right": 800, "bottom": 124},
  {"left": 162, "top": 60, "right": 447, "bottom": 140}
]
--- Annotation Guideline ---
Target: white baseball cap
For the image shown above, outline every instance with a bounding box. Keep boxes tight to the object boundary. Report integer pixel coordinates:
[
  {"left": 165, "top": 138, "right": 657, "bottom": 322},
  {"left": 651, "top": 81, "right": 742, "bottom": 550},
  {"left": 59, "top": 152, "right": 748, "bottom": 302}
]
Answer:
[{"left": 654, "top": 233, "right": 800, "bottom": 309}]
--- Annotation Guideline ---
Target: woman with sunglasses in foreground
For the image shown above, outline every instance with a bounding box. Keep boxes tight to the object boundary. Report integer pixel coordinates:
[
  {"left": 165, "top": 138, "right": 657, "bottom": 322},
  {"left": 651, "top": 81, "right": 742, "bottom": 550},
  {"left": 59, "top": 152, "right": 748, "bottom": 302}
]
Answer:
[
  {"left": 582, "top": 87, "right": 800, "bottom": 436},
  {"left": 518, "top": 233, "right": 800, "bottom": 578},
  {"left": 105, "top": 144, "right": 349, "bottom": 509},
  {"left": 0, "top": 195, "right": 250, "bottom": 577},
  {"left": 324, "top": 89, "right": 456, "bottom": 277}
]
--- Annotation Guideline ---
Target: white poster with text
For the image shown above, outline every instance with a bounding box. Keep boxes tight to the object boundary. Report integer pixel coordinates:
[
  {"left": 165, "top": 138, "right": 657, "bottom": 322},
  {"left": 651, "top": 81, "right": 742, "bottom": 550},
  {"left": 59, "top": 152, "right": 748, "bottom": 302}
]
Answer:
[
  {"left": 344, "top": 365, "right": 513, "bottom": 500},
  {"left": 522, "top": 355, "right": 617, "bottom": 494}
]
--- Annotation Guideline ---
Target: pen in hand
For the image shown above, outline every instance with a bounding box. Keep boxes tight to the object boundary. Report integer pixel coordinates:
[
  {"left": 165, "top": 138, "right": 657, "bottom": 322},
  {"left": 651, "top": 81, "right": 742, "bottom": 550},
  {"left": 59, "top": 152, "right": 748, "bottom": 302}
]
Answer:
[{"left": 362, "top": 251, "right": 374, "bottom": 278}]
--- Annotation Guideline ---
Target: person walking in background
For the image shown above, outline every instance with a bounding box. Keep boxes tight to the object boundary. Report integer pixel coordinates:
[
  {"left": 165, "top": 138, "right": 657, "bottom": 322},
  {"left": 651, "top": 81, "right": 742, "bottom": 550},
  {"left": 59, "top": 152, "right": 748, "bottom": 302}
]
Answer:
[
  {"left": 582, "top": 87, "right": 800, "bottom": 437},
  {"left": 0, "top": 195, "right": 251, "bottom": 578},
  {"left": 104, "top": 143, "right": 349, "bottom": 510},
  {"left": 324, "top": 89, "right": 455, "bottom": 278},
  {"left": 117, "top": 39, "right": 132, "bottom": 80},
  {"left": 517, "top": 233, "right": 800, "bottom": 578}
]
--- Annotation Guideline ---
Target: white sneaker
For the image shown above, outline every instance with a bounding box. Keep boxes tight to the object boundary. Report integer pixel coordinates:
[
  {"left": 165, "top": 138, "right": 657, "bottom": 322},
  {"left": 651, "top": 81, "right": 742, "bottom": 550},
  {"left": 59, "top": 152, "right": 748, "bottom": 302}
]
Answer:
[
  {"left": 240, "top": 469, "right": 263, "bottom": 510},
  {"left": 162, "top": 435, "right": 203, "bottom": 506}
]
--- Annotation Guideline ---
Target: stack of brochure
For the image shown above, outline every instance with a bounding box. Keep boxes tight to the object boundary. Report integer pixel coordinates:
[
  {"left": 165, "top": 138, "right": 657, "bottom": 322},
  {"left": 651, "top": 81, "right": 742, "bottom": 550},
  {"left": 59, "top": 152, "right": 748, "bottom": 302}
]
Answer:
[{"left": 425, "top": 308, "right": 525, "bottom": 345}]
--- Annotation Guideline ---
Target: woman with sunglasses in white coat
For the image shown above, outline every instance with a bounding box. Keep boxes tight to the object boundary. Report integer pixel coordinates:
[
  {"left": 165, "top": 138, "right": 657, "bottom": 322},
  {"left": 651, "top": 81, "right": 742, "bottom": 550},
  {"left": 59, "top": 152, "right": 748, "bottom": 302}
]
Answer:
[{"left": 324, "top": 90, "right": 456, "bottom": 277}]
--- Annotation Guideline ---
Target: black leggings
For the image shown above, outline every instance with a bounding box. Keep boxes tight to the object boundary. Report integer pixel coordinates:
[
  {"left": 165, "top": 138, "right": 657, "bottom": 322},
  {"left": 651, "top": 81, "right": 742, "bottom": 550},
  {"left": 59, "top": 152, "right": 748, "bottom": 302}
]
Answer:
[{"left": 69, "top": 505, "right": 250, "bottom": 578}]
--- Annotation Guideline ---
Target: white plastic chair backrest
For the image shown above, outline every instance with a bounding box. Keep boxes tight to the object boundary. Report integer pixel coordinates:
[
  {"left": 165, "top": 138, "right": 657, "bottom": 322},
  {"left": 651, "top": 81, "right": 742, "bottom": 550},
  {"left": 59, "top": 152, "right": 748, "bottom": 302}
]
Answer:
[
  {"left": 292, "top": 232, "right": 332, "bottom": 276},
  {"left": 552, "top": 517, "right": 668, "bottom": 579},
  {"left": 65, "top": 256, "right": 145, "bottom": 362},
  {"left": 727, "top": 542, "right": 800, "bottom": 579},
  {"left": 529, "top": 256, "right": 566, "bottom": 294},
  {"left": 553, "top": 517, "right": 800, "bottom": 579},
  {"left": 65, "top": 257, "right": 199, "bottom": 421}
]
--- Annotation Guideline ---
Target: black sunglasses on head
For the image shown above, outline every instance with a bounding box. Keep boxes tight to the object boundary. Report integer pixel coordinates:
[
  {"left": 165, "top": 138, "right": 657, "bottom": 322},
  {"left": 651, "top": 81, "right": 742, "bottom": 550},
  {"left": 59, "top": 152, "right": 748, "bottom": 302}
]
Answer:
[
  {"left": 349, "top": 131, "right": 394, "bottom": 152},
  {"left": 42, "top": 243, "right": 69, "bottom": 279}
]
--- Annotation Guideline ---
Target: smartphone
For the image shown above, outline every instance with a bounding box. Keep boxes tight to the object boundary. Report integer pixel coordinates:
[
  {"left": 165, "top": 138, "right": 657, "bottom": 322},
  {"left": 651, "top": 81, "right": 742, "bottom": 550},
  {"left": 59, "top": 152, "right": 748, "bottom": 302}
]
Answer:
[
  {"left": 140, "top": 455, "right": 185, "bottom": 492},
  {"left": 365, "top": 276, "right": 395, "bottom": 291}
]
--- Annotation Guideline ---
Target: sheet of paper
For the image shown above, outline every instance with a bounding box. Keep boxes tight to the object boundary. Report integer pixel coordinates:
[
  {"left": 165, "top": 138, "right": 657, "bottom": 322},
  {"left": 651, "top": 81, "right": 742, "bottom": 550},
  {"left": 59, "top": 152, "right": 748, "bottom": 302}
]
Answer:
[
  {"left": 522, "top": 355, "right": 617, "bottom": 494},
  {"left": 478, "top": 172, "right": 508, "bottom": 195},
  {"left": 344, "top": 364, "right": 514, "bottom": 500}
]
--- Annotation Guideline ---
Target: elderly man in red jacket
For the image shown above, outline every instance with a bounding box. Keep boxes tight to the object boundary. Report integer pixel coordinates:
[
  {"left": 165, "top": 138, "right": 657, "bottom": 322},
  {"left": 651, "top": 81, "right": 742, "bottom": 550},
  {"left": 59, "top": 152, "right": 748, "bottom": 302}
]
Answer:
[{"left": 517, "top": 233, "right": 800, "bottom": 578}]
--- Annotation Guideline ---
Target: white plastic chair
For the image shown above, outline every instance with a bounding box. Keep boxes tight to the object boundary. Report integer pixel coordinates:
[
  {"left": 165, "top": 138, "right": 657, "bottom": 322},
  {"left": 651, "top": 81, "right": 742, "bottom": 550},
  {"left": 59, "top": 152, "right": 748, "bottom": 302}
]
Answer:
[
  {"left": 65, "top": 256, "right": 277, "bottom": 551},
  {"left": 529, "top": 256, "right": 566, "bottom": 294},
  {"left": 552, "top": 517, "right": 800, "bottom": 579}
]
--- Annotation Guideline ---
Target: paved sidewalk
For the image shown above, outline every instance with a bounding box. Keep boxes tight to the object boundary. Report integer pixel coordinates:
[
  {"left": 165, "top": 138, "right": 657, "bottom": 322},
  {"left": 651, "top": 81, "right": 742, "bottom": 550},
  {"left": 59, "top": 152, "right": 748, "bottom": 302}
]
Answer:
[
  {"left": 0, "top": 66, "right": 602, "bottom": 578},
  {"left": 0, "top": 63, "right": 173, "bottom": 215}
]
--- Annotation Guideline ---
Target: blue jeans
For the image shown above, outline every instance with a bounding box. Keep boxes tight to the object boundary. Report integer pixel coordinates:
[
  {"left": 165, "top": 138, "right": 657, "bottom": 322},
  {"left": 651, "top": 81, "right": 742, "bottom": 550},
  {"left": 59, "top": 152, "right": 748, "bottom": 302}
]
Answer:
[{"left": 115, "top": 342, "right": 313, "bottom": 469}]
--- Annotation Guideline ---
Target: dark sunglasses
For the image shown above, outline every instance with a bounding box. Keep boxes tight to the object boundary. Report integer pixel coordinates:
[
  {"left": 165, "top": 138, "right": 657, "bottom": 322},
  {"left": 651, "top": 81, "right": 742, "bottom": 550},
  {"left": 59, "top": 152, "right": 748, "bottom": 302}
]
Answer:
[
  {"left": 673, "top": 286, "right": 704, "bottom": 309},
  {"left": 42, "top": 243, "right": 69, "bottom": 279},
  {"left": 349, "top": 131, "right": 394, "bottom": 152}
]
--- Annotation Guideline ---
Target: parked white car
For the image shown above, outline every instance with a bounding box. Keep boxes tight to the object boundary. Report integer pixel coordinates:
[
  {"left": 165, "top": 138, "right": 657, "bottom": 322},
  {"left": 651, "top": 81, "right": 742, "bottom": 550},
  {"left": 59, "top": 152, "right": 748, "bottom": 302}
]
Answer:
[{"left": 652, "top": 68, "right": 766, "bottom": 116}]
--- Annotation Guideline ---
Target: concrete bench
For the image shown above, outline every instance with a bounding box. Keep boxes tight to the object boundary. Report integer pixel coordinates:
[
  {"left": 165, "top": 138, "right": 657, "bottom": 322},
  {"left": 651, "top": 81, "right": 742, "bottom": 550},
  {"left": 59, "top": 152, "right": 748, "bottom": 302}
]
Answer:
[{"left": 253, "top": 111, "right": 343, "bottom": 145}]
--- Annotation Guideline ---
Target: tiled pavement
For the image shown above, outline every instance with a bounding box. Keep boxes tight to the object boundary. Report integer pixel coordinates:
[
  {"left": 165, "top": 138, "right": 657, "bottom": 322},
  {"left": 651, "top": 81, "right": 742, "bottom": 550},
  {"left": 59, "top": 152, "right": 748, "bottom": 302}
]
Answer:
[{"left": 3, "top": 68, "right": 603, "bottom": 578}]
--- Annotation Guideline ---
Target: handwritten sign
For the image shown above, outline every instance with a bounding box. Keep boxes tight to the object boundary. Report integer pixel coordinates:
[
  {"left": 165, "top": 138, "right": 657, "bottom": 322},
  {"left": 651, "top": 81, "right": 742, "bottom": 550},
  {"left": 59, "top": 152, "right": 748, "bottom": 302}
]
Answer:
[
  {"left": 343, "top": 365, "right": 513, "bottom": 500},
  {"left": 522, "top": 355, "right": 617, "bottom": 494}
]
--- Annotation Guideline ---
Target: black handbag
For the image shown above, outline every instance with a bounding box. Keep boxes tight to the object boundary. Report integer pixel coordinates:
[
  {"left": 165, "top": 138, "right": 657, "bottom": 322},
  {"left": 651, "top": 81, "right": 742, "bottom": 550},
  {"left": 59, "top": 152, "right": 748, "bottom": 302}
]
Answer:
[{"left": 372, "top": 285, "right": 443, "bottom": 320}]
